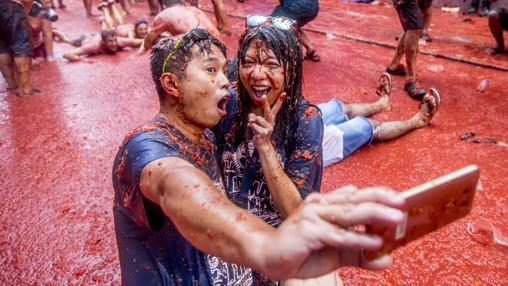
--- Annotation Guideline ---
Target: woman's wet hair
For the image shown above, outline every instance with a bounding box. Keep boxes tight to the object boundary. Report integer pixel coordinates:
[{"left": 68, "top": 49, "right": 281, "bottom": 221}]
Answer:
[
  {"left": 134, "top": 19, "right": 148, "bottom": 29},
  {"left": 234, "top": 24, "right": 304, "bottom": 156},
  {"left": 150, "top": 29, "right": 227, "bottom": 102}
]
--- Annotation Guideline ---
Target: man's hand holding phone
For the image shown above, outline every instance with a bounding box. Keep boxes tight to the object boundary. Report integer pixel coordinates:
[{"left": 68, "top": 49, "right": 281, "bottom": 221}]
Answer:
[{"left": 364, "top": 165, "right": 480, "bottom": 260}]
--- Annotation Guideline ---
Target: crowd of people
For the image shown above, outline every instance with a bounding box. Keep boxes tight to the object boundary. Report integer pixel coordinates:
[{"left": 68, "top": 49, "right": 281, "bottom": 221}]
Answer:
[{"left": 0, "top": 0, "right": 504, "bottom": 285}]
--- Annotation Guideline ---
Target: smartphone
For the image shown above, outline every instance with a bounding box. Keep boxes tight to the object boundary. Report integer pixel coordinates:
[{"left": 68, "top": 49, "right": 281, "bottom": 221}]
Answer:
[{"left": 364, "top": 164, "right": 480, "bottom": 260}]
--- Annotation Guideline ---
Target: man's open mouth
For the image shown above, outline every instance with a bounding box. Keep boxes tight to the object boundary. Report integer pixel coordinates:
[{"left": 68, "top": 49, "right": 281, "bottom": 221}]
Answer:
[
  {"left": 217, "top": 95, "right": 229, "bottom": 115},
  {"left": 251, "top": 85, "right": 271, "bottom": 101}
]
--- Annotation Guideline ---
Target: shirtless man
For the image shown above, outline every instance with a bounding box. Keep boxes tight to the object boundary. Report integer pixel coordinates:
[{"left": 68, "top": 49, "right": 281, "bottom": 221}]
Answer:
[
  {"left": 28, "top": 7, "right": 54, "bottom": 62},
  {"left": 98, "top": 1, "right": 149, "bottom": 40},
  {"left": 28, "top": 6, "right": 83, "bottom": 62},
  {"left": 139, "top": 0, "right": 220, "bottom": 53},
  {"left": 63, "top": 29, "right": 142, "bottom": 61}
]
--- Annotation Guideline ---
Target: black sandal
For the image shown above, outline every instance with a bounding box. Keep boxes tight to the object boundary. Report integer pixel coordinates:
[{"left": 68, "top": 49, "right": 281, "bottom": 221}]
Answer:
[{"left": 304, "top": 49, "right": 320, "bottom": 62}]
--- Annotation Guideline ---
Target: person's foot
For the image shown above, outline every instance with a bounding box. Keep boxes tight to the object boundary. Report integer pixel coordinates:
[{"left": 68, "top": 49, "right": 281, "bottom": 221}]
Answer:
[
  {"left": 304, "top": 49, "right": 321, "bottom": 62},
  {"left": 416, "top": 88, "right": 440, "bottom": 127},
  {"left": 59, "top": 4, "right": 66, "bottom": 8},
  {"left": 421, "top": 32, "right": 432, "bottom": 43},
  {"left": 385, "top": 64, "right": 407, "bottom": 76},
  {"left": 479, "top": 8, "right": 489, "bottom": 17},
  {"left": 487, "top": 46, "right": 506, "bottom": 55},
  {"left": 17, "top": 87, "right": 41, "bottom": 97},
  {"left": 98, "top": 2, "right": 108, "bottom": 10},
  {"left": 463, "top": 7, "right": 477, "bottom": 15},
  {"left": 404, "top": 81, "right": 427, "bottom": 101},
  {"left": 376, "top": 73, "right": 392, "bottom": 111},
  {"left": 376, "top": 72, "right": 391, "bottom": 95}
]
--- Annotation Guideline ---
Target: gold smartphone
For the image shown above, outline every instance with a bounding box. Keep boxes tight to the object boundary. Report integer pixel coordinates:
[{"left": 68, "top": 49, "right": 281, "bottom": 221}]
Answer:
[{"left": 364, "top": 165, "right": 480, "bottom": 260}]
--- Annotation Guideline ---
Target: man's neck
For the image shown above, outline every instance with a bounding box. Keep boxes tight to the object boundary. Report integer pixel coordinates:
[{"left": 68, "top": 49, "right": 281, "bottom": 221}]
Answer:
[{"left": 159, "top": 105, "right": 204, "bottom": 143}]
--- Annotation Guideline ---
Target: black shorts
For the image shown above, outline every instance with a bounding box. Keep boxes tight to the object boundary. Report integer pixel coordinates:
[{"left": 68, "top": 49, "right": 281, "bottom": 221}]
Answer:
[
  {"left": 394, "top": 0, "right": 433, "bottom": 31},
  {"left": 271, "top": 0, "right": 319, "bottom": 28},
  {"left": 0, "top": 0, "right": 33, "bottom": 56}
]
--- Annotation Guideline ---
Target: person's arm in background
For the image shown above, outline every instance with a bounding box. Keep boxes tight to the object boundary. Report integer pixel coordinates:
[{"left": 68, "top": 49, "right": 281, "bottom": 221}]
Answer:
[
  {"left": 138, "top": 29, "right": 164, "bottom": 54},
  {"left": 138, "top": 18, "right": 168, "bottom": 54},
  {"left": 140, "top": 156, "right": 406, "bottom": 280},
  {"left": 248, "top": 94, "right": 303, "bottom": 219},
  {"left": 118, "top": 37, "right": 143, "bottom": 49},
  {"left": 63, "top": 46, "right": 92, "bottom": 61}
]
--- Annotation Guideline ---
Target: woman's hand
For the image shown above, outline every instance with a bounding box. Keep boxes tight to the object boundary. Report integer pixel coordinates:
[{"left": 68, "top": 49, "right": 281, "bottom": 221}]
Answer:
[{"left": 248, "top": 92, "right": 286, "bottom": 151}]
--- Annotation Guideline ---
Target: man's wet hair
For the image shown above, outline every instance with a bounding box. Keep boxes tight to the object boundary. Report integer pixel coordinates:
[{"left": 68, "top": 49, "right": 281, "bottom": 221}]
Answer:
[
  {"left": 150, "top": 29, "right": 227, "bottom": 103},
  {"left": 101, "top": 28, "right": 117, "bottom": 41},
  {"left": 232, "top": 24, "right": 305, "bottom": 157}
]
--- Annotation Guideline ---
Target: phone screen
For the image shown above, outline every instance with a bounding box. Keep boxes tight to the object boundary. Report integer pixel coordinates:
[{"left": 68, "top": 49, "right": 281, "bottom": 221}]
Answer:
[{"left": 364, "top": 165, "right": 480, "bottom": 260}]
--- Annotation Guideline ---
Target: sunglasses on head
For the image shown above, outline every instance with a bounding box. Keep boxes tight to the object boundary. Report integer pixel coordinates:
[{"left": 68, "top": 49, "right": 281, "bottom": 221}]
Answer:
[
  {"left": 245, "top": 15, "right": 297, "bottom": 32},
  {"left": 161, "top": 28, "right": 210, "bottom": 74}
]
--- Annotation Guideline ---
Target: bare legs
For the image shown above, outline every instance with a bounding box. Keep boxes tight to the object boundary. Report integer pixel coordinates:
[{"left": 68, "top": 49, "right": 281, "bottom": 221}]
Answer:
[
  {"left": 99, "top": 1, "right": 124, "bottom": 28},
  {"left": 0, "top": 53, "right": 17, "bottom": 89},
  {"left": 421, "top": 6, "right": 432, "bottom": 42},
  {"left": 339, "top": 77, "right": 438, "bottom": 142},
  {"left": 301, "top": 29, "right": 320, "bottom": 61},
  {"left": 371, "top": 91, "right": 438, "bottom": 141},
  {"left": 117, "top": 0, "right": 129, "bottom": 15},
  {"left": 0, "top": 53, "right": 39, "bottom": 95},
  {"left": 52, "top": 30, "right": 84, "bottom": 47},
  {"left": 388, "top": 29, "right": 420, "bottom": 83},
  {"left": 83, "top": 0, "right": 93, "bottom": 17},
  {"left": 211, "top": 0, "right": 230, "bottom": 35},
  {"left": 342, "top": 93, "right": 390, "bottom": 119},
  {"left": 387, "top": 29, "right": 426, "bottom": 99},
  {"left": 370, "top": 111, "right": 429, "bottom": 141},
  {"left": 147, "top": 0, "right": 159, "bottom": 16},
  {"left": 487, "top": 9, "right": 506, "bottom": 54}
]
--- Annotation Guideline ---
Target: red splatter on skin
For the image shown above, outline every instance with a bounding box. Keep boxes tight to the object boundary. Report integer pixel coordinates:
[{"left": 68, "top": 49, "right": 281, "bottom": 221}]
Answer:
[
  {"left": 293, "top": 176, "right": 305, "bottom": 189},
  {"left": 235, "top": 212, "right": 246, "bottom": 222},
  {"left": 206, "top": 228, "right": 215, "bottom": 240}
]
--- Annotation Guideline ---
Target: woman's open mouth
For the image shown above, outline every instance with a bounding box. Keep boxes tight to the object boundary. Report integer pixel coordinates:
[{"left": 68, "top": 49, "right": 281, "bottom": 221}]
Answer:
[{"left": 251, "top": 85, "right": 271, "bottom": 102}]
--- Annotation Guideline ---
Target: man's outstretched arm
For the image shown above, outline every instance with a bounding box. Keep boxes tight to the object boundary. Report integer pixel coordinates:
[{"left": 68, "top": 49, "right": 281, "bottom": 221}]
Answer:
[
  {"left": 138, "top": 29, "right": 164, "bottom": 54},
  {"left": 63, "top": 47, "right": 87, "bottom": 61},
  {"left": 140, "top": 157, "right": 273, "bottom": 270},
  {"left": 141, "top": 157, "right": 406, "bottom": 280}
]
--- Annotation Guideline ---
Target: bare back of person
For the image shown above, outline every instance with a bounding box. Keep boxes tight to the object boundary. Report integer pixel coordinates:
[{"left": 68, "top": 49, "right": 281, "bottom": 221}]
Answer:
[
  {"left": 116, "top": 24, "right": 135, "bottom": 38},
  {"left": 152, "top": 5, "right": 220, "bottom": 37}
]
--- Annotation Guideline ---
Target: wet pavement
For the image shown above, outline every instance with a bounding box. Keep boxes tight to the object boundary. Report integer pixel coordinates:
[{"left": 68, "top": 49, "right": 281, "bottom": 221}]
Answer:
[{"left": 1, "top": 0, "right": 507, "bottom": 285}]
